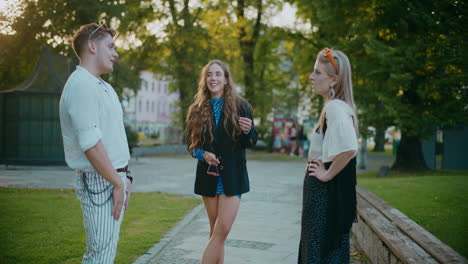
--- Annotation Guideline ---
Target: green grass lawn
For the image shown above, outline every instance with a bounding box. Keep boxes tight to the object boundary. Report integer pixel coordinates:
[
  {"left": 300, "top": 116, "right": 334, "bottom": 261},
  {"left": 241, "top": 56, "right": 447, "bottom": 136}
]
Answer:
[
  {"left": 158, "top": 149, "right": 395, "bottom": 162},
  {"left": 246, "top": 149, "right": 306, "bottom": 161},
  {"left": 357, "top": 170, "right": 468, "bottom": 258},
  {"left": 0, "top": 188, "right": 201, "bottom": 264}
]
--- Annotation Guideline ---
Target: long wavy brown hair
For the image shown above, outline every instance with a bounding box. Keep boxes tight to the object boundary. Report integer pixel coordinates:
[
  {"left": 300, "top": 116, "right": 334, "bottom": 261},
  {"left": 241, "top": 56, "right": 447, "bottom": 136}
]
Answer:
[{"left": 185, "top": 60, "right": 243, "bottom": 151}]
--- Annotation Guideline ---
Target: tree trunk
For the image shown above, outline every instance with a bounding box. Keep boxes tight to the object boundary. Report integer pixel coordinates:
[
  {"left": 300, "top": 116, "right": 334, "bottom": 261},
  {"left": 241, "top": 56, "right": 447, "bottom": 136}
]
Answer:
[
  {"left": 373, "top": 103, "right": 386, "bottom": 152},
  {"left": 358, "top": 136, "right": 367, "bottom": 170},
  {"left": 236, "top": 0, "right": 262, "bottom": 103},
  {"left": 373, "top": 126, "right": 386, "bottom": 152},
  {"left": 392, "top": 133, "right": 428, "bottom": 171},
  {"left": 242, "top": 50, "right": 255, "bottom": 101}
]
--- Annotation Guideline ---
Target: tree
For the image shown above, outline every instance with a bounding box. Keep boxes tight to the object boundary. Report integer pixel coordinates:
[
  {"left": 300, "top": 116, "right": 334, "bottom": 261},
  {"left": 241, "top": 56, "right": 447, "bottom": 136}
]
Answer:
[
  {"left": 293, "top": 0, "right": 468, "bottom": 171},
  {"left": 235, "top": 0, "right": 263, "bottom": 103},
  {"left": 360, "top": 0, "right": 467, "bottom": 170},
  {"left": 203, "top": 1, "right": 309, "bottom": 133},
  {"left": 0, "top": 0, "right": 145, "bottom": 94},
  {"left": 128, "top": 0, "right": 211, "bottom": 130}
]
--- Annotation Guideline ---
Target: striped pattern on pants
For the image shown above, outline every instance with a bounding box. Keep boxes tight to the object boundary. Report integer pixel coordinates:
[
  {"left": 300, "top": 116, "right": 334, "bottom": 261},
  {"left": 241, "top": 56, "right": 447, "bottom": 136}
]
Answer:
[{"left": 75, "top": 171, "right": 127, "bottom": 264}]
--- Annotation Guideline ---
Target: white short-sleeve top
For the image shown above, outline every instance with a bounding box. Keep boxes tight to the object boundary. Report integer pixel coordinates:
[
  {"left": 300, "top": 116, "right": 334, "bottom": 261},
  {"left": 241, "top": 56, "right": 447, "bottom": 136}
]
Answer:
[
  {"left": 59, "top": 66, "right": 130, "bottom": 171},
  {"left": 308, "top": 99, "right": 358, "bottom": 163}
]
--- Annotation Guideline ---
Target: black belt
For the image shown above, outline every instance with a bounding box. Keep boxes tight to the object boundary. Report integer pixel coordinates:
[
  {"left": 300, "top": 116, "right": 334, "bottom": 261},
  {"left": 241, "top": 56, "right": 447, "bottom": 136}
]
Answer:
[{"left": 116, "top": 165, "right": 128, "bottom": 172}]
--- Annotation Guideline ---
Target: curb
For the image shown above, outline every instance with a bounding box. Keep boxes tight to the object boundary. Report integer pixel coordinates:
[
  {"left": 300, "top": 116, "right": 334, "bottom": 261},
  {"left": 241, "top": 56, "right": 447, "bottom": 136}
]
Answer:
[{"left": 132, "top": 203, "right": 205, "bottom": 264}]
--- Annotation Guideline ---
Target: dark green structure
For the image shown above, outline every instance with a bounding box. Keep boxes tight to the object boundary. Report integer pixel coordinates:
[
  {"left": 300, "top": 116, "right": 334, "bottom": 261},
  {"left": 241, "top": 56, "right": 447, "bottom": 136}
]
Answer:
[
  {"left": 422, "top": 127, "right": 468, "bottom": 170},
  {"left": 442, "top": 127, "right": 468, "bottom": 170},
  {"left": 0, "top": 46, "right": 77, "bottom": 165}
]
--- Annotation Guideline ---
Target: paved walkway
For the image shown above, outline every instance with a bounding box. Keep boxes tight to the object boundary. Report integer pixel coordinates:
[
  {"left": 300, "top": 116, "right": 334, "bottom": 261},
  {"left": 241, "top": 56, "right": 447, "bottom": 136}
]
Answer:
[
  {"left": 0, "top": 154, "right": 393, "bottom": 263},
  {"left": 140, "top": 158, "right": 306, "bottom": 264}
]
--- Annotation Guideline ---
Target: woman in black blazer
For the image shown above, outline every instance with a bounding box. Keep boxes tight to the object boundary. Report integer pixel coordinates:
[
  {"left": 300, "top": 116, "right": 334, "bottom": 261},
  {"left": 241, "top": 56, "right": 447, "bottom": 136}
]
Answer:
[{"left": 185, "top": 60, "right": 257, "bottom": 264}]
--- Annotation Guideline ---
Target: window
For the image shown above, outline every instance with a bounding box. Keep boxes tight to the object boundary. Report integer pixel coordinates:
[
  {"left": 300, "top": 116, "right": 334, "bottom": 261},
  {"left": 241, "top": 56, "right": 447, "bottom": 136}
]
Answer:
[
  {"left": 146, "top": 101, "right": 149, "bottom": 112},
  {"left": 138, "top": 100, "right": 142, "bottom": 112},
  {"left": 152, "top": 82, "right": 155, "bottom": 92},
  {"left": 151, "top": 102, "right": 155, "bottom": 113}
]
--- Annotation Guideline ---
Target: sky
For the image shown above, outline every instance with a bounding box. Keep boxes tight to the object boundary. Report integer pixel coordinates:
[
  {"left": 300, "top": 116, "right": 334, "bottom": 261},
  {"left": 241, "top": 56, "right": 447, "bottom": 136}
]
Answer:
[
  {"left": 0, "top": 0, "right": 21, "bottom": 34},
  {"left": 266, "top": 2, "right": 311, "bottom": 33},
  {"left": 0, "top": 0, "right": 8, "bottom": 10}
]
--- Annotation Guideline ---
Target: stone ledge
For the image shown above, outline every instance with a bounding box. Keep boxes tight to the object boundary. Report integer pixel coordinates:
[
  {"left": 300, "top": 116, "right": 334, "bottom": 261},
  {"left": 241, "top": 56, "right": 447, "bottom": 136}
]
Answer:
[{"left": 352, "top": 185, "right": 467, "bottom": 264}]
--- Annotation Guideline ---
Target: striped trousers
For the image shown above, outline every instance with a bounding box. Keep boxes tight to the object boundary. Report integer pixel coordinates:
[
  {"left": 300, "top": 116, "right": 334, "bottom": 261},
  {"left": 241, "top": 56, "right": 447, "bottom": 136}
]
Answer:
[{"left": 75, "top": 171, "right": 127, "bottom": 264}]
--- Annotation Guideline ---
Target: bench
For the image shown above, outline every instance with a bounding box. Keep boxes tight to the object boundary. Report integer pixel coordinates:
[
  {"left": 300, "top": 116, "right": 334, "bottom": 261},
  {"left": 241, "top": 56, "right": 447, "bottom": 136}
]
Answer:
[{"left": 352, "top": 185, "right": 467, "bottom": 264}]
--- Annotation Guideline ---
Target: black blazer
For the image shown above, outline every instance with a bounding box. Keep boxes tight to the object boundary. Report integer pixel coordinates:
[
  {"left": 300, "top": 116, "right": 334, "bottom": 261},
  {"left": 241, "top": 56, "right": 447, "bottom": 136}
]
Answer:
[{"left": 193, "top": 99, "right": 257, "bottom": 197}]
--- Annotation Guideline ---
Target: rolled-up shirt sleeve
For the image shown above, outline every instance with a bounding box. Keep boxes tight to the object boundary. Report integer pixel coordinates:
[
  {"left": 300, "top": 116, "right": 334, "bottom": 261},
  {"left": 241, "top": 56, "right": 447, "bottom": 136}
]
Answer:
[
  {"left": 323, "top": 100, "right": 358, "bottom": 162},
  {"left": 65, "top": 79, "right": 102, "bottom": 152}
]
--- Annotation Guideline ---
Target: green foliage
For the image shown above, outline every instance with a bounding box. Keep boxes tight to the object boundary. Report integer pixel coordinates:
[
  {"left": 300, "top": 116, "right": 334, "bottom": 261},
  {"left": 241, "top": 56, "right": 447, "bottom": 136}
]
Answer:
[
  {"left": 125, "top": 125, "right": 139, "bottom": 153},
  {"left": 293, "top": 0, "right": 467, "bottom": 170},
  {"left": 0, "top": 188, "right": 200, "bottom": 264},
  {"left": 150, "top": 131, "right": 159, "bottom": 139},
  {"left": 255, "top": 119, "right": 272, "bottom": 140},
  {"left": 0, "top": 0, "right": 308, "bottom": 132},
  {"left": 0, "top": 0, "right": 144, "bottom": 94},
  {"left": 125, "top": 0, "right": 212, "bottom": 129},
  {"left": 129, "top": 0, "right": 304, "bottom": 129},
  {"left": 254, "top": 27, "right": 301, "bottom": 120},
  {"left": 3, "top": 0, "right": 466, "bottom": 169}
]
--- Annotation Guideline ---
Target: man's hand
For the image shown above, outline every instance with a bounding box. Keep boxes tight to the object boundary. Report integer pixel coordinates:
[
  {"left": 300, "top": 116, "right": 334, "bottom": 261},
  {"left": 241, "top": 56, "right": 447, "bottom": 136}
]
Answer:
[
  {"left": 112, "top": 182, "right": 125, "bottom": 220},
  {"left": 124, "top": 178, "right": 132, "bottom": 210},
  {"left": 84, "top": 141, "right": 127, "bottom": 220},
  {"left": 203, "top": 151, "right": 220, "bottom": 166}
]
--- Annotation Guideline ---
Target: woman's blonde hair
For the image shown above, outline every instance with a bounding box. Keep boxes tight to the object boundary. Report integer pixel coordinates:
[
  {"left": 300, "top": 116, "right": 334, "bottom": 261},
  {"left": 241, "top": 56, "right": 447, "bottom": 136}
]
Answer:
[
  {"left": 185, "top": 60, "right": 242, "bottom": 151},
  {"left": 316, "top": 49, "right": 359, "bottom": 136}
]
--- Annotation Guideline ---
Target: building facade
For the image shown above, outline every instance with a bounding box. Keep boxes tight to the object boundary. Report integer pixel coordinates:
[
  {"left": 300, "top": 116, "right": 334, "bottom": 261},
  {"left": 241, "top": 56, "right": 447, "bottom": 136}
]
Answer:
[{"left": 122, "top": 70, "right": 181, "bottom": 143}]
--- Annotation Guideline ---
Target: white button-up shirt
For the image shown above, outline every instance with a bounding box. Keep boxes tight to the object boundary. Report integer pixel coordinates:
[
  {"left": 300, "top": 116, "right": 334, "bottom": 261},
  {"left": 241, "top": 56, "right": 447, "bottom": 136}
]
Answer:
[{"left": 59, "top": 65, "right": 130, "bottom": 171}]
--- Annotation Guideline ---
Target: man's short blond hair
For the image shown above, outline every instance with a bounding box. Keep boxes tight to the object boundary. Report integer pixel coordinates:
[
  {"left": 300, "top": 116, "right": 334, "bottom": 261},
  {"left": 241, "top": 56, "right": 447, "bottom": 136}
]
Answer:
[{"left": 71, "top": 23, "right": 116, "bottom": 59}]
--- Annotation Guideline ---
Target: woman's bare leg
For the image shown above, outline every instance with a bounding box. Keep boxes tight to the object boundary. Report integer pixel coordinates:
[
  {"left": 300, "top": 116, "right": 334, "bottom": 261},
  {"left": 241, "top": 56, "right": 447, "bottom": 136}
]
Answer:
[
  {"left": 201, "top": 195, "right": 240, "bottom": 264},
  {"left": 203, "top": 195, "right": 219, "bottom": 238}
]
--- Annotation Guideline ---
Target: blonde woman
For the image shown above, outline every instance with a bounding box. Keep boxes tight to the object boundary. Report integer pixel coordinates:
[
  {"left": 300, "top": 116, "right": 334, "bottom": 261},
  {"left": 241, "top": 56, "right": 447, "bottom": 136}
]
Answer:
[
  {"left": 298, "top": 48, "right": 358, "bottom": 264},
  {"left": 185, "top": 60, "right": 257, "bottom": 264}
]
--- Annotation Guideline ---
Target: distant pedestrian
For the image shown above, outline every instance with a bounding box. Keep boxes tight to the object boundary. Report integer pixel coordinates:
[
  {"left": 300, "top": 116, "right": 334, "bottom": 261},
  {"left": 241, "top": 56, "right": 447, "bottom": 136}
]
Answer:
[
  {"left": 297, "top": 125, "right": 308, "bottom": 158},
  {"left": 185, "top": 60, "right": 257, "bottom": 264},
  {"left": 298, "top": 48, "right": 358, "bottom": 264},
  {"left": 59, "top": 22, "right": 133, "bottom": 263},
  {"left": 290, "top": 123, "right": 298, "bottom": 156}
]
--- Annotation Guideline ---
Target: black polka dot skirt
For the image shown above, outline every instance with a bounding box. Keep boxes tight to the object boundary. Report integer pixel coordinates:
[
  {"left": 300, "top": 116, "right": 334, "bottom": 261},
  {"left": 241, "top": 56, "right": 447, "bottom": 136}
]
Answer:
[{"left": 298, "top": 172, "right": 350, "bottom": 264}]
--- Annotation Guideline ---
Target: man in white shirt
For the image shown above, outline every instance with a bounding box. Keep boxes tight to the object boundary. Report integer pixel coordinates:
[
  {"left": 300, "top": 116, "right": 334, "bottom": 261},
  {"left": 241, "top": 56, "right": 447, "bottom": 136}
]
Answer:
[{"left": 59, "top": 23, "right": 132, "bottom": 264}]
